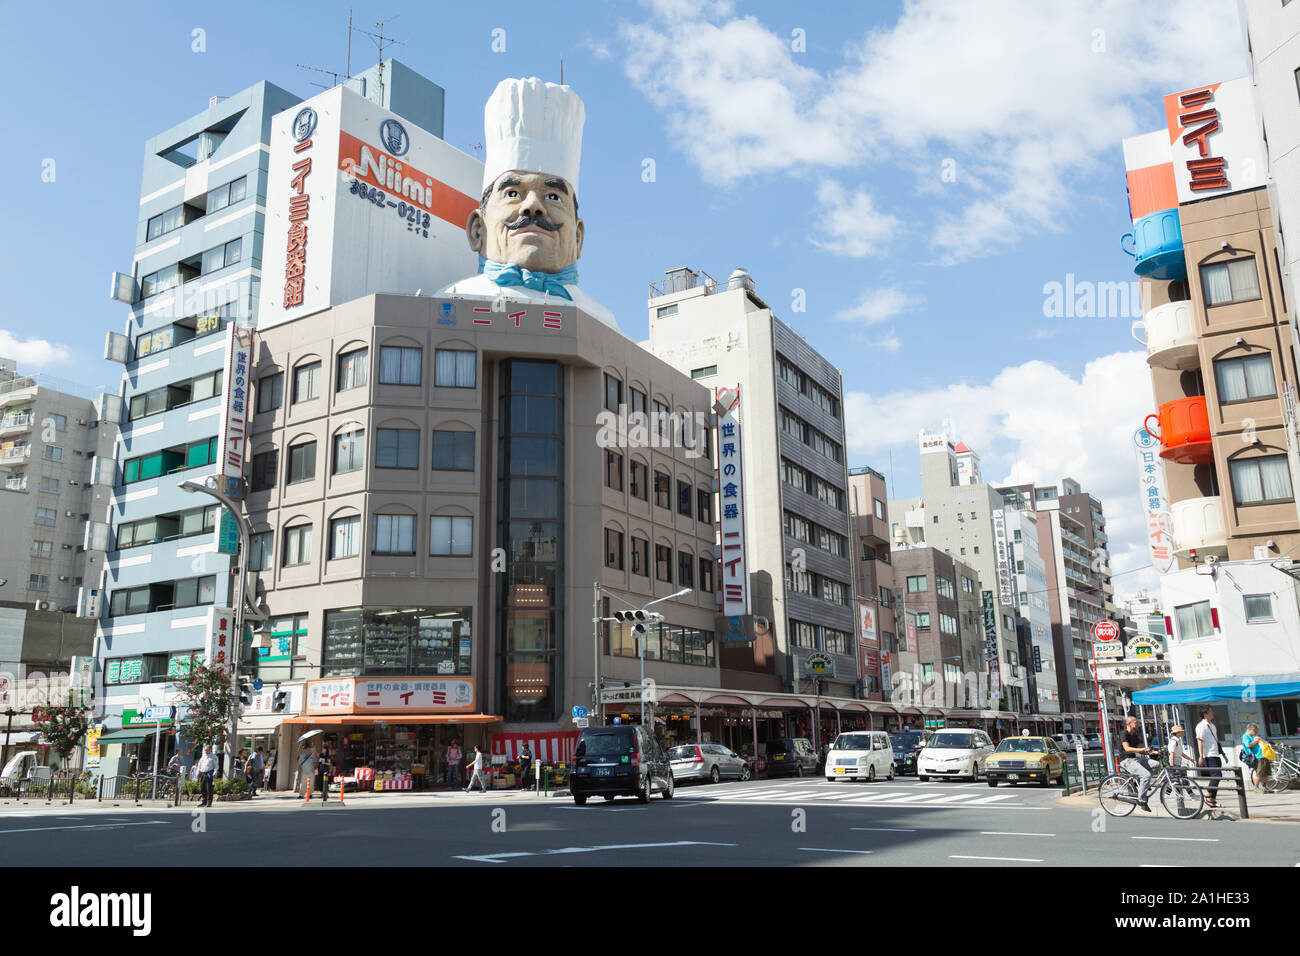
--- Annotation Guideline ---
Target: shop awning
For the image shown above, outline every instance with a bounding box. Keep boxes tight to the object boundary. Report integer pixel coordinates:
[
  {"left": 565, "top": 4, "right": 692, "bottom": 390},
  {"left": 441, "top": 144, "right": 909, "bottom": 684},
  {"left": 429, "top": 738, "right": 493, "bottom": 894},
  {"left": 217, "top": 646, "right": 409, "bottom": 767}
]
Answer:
[
  {"left": 96, "top": 729, "right": 155, "bottom": 744},
  {"left": 279, "top": 714, "right": 502, "bottom": 726},
  {"left": 1133, "top": 674, "right": 1300, "bottom": 705},
  {"left": 702, "top": 695, "right": 751, "bottom": 707},
  {"left": 238, "top": 715, "right": 288, "bottom": 733}
]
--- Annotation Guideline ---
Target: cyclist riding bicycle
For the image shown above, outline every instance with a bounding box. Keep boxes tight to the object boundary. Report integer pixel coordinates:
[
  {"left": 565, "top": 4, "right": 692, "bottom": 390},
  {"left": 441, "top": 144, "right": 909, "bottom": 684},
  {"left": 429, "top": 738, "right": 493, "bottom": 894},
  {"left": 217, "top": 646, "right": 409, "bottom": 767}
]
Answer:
[{"left": 1120, "top": 714, "right": 1159, "bottom": 812}]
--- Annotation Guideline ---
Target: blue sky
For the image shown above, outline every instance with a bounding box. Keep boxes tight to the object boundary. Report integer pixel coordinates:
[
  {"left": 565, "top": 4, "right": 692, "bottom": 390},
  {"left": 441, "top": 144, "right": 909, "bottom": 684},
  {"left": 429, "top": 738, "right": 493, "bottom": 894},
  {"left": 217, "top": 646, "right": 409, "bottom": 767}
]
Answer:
[{"left": 0, "top": 0, "right": 1251, "bottom": 595}]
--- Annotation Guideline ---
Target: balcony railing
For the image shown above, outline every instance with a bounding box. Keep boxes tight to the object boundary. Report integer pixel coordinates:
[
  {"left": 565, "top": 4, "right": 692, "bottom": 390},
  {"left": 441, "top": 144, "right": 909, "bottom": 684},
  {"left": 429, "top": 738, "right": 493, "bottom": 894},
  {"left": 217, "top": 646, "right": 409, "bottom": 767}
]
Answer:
[{"left": 0, "top": 412, "right": 33, "bottom": 430}]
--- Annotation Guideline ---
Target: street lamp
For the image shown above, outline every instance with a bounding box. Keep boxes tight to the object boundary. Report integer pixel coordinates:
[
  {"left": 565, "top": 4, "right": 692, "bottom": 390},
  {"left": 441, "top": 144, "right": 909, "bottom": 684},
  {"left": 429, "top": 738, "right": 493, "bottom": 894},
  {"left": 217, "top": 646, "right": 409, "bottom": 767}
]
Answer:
[{"left": 179, "top": 476, "right": 267, "bottom": 779}]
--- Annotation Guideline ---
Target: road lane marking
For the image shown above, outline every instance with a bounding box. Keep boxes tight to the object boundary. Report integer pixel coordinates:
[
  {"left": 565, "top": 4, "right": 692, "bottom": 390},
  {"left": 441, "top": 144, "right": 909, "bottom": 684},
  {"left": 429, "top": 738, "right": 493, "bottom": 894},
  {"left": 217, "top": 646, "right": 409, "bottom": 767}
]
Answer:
[
  {"left": 0, "top": 821, "right": 168, "bottom": 835},
  {"left": 851, "top": 827, "right": 916, "bottom": 832},
  {"left": 798, "top": 847, "right": 874, "bottom": 854},
  {"left": 980, "top": 831, "right": 1056, "bottom": 837},
  {"left": 950, "top": 855, "right": 1043, "bottom": 862},
  {"left": 453, "top": 840, "right": 737, "bottom": 864},
  {"left": 1130, "top": 836, "right": 1219, "bottom": 843}
]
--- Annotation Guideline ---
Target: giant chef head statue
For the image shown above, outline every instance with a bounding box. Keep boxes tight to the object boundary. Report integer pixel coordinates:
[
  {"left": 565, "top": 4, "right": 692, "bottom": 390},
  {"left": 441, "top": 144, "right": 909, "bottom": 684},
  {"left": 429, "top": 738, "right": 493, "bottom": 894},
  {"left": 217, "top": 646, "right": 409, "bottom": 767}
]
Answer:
[
  {"left": 468, "top": 77, "right": 584, "bottom": 275},
  {"left": 442, "top": 78, "right": 619, "bottom": 330}
]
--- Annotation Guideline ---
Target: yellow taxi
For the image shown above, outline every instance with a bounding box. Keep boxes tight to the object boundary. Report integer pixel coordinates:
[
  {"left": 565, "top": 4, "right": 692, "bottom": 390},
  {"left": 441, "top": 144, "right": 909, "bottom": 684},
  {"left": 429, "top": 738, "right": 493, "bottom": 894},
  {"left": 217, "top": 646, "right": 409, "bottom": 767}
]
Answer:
[{"left": 983, "top": 735, "right": 1065, "bottom": 787}]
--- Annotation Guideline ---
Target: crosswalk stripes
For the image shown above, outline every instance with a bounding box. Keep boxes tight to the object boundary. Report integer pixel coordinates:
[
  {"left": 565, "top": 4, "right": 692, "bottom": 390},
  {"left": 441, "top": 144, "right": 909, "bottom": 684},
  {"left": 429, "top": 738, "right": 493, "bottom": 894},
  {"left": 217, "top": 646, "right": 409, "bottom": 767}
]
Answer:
[{"left": 672, "top": 782, "right": 1045, "bottom": 810}]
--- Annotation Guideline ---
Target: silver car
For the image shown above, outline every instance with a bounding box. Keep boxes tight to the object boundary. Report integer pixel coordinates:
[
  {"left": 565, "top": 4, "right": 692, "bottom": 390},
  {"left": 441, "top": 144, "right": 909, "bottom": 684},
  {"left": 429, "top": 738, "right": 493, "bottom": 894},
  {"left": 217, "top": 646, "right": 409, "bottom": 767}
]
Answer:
[{"left": 668, "top": 743, "right": 752, "bottom": 784}]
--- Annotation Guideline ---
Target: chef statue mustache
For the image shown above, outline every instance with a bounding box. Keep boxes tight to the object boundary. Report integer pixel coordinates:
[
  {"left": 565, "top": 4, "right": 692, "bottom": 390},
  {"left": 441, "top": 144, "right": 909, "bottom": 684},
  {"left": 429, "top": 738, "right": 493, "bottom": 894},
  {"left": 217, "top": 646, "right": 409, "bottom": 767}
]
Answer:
[{"left": 440, "top": 77, "right": 620, "bottom": 331}]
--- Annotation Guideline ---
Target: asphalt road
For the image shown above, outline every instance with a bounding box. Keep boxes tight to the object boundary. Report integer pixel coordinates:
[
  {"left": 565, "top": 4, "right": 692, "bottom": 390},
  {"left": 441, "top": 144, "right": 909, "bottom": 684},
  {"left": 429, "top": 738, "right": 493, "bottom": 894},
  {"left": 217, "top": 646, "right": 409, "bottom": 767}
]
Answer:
[{"left": 2, "top": 775, "right": 1296, "bottom": 866}]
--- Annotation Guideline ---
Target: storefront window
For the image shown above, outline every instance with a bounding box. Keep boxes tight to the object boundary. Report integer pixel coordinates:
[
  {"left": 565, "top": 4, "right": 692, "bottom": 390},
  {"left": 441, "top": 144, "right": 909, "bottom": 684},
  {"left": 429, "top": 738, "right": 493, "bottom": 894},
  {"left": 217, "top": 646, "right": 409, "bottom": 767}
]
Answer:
[
  {"left": 255, "top": 614, "right": 306, "bottom": 680},
  {"left": 322, "top": 607, "right": 473, "bottom": 677}
]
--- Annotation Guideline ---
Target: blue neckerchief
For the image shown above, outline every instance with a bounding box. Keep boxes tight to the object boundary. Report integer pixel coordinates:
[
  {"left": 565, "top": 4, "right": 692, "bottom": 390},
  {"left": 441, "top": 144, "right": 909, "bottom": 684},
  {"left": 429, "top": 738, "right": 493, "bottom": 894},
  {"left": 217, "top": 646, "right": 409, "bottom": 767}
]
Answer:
[{"left": 479, "top": 257, "right": 577, "bottom": 300}]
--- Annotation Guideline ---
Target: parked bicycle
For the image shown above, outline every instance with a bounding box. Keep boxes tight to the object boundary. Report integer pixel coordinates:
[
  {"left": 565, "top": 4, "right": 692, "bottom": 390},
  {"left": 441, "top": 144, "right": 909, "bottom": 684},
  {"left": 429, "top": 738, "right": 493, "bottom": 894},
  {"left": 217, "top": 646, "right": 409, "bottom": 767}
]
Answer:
[
  {"left": 1253, "top": 743, "right": 1299, "bottom": 793},
  {"left": 1098, "top": 749, "right": 1204, "bottom": 819}
]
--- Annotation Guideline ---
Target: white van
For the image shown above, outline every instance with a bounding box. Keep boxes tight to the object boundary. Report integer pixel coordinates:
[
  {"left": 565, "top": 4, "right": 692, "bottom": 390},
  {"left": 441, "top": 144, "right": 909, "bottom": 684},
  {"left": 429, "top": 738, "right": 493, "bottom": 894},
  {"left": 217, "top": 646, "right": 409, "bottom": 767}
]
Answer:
[
  {"left": 825, "top": 730, "right": 895, "bottom": 782},
  {"left": 916, "top": 728, "right": 995, "bottom": 781}
]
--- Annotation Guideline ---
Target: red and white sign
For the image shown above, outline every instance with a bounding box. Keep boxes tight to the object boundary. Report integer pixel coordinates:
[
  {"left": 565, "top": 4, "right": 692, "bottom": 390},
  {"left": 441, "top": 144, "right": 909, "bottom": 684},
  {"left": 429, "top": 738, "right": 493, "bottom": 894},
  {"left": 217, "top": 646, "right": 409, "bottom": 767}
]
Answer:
[
  {"left": 205, "top": 607, "right": 236, "bottom": 672},
  {"left": 492, "top": 731, "right": 579, "bottom": 765},
  {"left": 1163, "top": 78, "right": 1263, "bottom": 203},
  {"left": 716, "top": 386, "right": 750, "bottom": 616},
  {"left": 305, "top": 677, "right": 475, "bottom": 715},
  {"left": 217, "top": 325, "right": 253, "bottom": 482},
  {"left": 1092, "top": 620, "right": 1120, "bottom": 642},
  {"left": 857, "top": 599, "right": 877, "bottom": 646}
]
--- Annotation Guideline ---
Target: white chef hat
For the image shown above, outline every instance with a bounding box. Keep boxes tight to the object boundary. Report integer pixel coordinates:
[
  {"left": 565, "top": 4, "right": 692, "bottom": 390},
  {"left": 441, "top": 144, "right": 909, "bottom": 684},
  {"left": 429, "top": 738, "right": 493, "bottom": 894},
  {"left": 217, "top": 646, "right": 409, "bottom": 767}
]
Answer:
[{"left": 481, "top": 77, "right": 585, "bottom": 199}]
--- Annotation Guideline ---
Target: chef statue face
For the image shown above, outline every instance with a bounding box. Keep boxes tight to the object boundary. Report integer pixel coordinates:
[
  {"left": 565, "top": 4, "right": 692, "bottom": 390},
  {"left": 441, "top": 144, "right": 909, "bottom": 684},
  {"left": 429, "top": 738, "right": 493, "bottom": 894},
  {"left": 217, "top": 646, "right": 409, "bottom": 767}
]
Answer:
[{"left": 466, "top": 170, "right": 584, "bottom": 274}]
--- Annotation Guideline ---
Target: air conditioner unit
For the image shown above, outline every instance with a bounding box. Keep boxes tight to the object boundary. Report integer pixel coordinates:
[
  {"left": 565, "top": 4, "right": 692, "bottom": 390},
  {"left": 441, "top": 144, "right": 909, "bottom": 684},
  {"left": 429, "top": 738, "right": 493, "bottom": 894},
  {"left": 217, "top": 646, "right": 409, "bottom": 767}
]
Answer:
[
  {"left": 58, "top": 576, "right": 68, "bottom": 582},
  {"left": 64, "top": 511, "right": 74, "bottom": 517},
  {"left": 75, "top": 418, "right": 87, "bottom": 426},
  {"left": 33, "top": 600, "right": 51, "bottom": 611}
]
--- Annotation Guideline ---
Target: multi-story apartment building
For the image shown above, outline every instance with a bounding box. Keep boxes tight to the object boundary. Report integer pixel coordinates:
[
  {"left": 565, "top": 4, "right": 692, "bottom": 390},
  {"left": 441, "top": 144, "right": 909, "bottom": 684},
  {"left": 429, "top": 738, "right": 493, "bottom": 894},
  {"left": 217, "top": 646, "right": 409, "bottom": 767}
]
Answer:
[
  {"left": 1125, "top": 75, "right": 1300, "bottom": 741},
  {"left": 0, "top": 361, "right": 114, "bottom": 613},
  {"left": 647, "top": 267, "right": 859, "bottom": 705},
  {"left": 996, "top": 488, "right": 1059, "bottom": 716},
  {"left": 891, "top": 546, "right": 982, "bottom": 710},
  {"left": 848, "top": 467, "right": 892, "bottom": 702}
]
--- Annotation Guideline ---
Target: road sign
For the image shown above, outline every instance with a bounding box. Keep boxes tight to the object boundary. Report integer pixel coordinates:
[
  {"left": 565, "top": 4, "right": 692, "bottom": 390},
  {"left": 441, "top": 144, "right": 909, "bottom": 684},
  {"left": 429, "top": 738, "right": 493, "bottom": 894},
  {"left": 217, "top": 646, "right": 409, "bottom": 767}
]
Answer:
[
  {"left": 253, "top": 678, "right": 264, "bottom": 692},
  {"left": 803, "top": 652, "right": 835, "bottom": 678},
  {"left": 573, "top": 717, "right": 589, "bottom": 728},
  {"left": 571, "top": 705, "right": 589, "bottom": 719},
  {"left": 600, "top": 684, "right": 654, "bottom": 704},
  {"left": 143, "top": 705, "right": 173, "bottom": 721},
  {"left": 1092, "top": 620, "right": 1119, "bottom": 642}
]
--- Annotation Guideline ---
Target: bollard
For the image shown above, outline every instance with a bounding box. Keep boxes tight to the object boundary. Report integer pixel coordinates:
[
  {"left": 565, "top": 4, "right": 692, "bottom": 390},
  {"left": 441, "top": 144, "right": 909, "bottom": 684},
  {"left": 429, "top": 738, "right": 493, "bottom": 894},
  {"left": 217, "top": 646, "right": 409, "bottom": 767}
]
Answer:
[
  {"left": 335, "top": 775, "right": 345, "bottom": 806},
  {"left": 304, "top": 777, "right": 312, "bottom": 803}
]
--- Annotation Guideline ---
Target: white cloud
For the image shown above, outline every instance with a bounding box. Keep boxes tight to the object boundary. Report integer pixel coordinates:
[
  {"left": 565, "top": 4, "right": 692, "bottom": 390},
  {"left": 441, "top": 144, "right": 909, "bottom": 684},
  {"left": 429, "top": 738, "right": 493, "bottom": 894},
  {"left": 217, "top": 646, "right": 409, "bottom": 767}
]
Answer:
[
  {"left": 836, "top": 286, "right": 922, "bottom": 325},
  {"left": 0, "top": 330, "right": 72, "bottom": 369},
  {"left": 871, "top": 330, "right": 902, "bottom": 354},
  {"left": 810, "top": 180, "right": 902, "bottom": 259},
  {"left": 620, "top": 0, "right": 1247, "bottom": 261},
  {"left": 844, "top": 349, "right": 1157, "bottom": 581}
]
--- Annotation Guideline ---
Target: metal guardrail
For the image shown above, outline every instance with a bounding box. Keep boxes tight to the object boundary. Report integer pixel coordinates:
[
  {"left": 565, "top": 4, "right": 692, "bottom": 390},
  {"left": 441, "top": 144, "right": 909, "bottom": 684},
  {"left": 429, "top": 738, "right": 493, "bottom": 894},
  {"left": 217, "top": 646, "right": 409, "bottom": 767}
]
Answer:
[
  {"left": 1064, "top": 756, "right": 1250, "bottom": 818},
  {"left": 539, "top": 763, "right": 570, "bottom": 796}
]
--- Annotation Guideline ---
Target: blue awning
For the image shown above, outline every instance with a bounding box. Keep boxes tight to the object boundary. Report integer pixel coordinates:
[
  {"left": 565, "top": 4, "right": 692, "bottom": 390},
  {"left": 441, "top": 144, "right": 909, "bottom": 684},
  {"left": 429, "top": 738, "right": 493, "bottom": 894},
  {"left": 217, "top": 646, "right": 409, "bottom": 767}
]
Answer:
[{"left": 1132, "top": 674, "right": 1300, "bottom": 705}]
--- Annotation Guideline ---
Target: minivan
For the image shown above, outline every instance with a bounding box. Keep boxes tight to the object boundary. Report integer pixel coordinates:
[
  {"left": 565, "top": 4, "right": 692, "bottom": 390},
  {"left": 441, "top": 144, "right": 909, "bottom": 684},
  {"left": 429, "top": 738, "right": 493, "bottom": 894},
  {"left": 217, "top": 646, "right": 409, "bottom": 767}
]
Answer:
[
  {"left": 570, "top": 724, "right": 674, "bottom": 804},
  {"left": 915, "top": 728, "right": 995, "bottom": 781},
  {"left": 826, "top": 731, "right": 895, "bottom": 782},
  {"left": 765, "top": 737, "right": 819, "bottom": 778}
]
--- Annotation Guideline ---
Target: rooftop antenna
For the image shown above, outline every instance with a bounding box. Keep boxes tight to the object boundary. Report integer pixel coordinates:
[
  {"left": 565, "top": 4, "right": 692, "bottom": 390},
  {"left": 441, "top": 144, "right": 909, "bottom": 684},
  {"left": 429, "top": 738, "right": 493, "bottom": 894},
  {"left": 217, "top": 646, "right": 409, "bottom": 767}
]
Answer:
[
  {"left": 354, "top": 14, "right": 405, "bottom": 105},
  {"left": 560, "top": 58, "right": 564, "bottom": 85},
  {"left": 296, "top": 9, "right": 355, "bottom": 91}
]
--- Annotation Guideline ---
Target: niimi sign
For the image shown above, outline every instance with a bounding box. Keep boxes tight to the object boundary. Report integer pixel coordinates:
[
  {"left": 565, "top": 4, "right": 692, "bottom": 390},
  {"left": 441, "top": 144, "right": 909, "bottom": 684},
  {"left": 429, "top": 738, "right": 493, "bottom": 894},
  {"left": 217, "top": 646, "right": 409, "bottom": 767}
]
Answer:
[
  {"left": 217, "top": 325, "right": 252, "bottom": 483},
  {"left": 716, "top": 386, "right": 750, "bottom": 616}
]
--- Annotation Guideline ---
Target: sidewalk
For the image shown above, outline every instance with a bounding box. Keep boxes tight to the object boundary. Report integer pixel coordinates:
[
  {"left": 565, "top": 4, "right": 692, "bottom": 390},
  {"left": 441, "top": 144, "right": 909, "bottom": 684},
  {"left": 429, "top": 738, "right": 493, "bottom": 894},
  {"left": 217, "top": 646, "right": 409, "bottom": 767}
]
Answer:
[
  {"left": 1057, "top": 786, "right": 1300, "bottom": 823},
  {"left": 0, "top": 786, "right": 565, "bottom": 814}
]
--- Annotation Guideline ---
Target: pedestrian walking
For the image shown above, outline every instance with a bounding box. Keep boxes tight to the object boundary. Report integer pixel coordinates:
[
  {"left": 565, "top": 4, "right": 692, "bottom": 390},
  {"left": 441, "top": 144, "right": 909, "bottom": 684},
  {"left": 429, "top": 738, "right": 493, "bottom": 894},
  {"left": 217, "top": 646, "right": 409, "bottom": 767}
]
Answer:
[
  {"left": 1195, "top": 706, "right": 1223, "bottom": 808},
  {"left": 265, "top": 748, "right": 278, "bottom": 790},
  {"left": 297, "top": 742, "right": 316, "bottom": 798},
  {"left": 1241, "top": 722, "right": 1275, "bottom": 790},
  {"left": 446, "top": 740, "right": 463, "bottom": 790},
  {"left": 1167, "top": 724, "right": 1193, "bottom": 768},
  {"left": 247, "top": 746, "right": 265, "bottom": 796},
  {"left": 518, "top": 743, "right": 534, "bottom": 790},
  {"left": 465, "top": 745, "right": 488, "bottom": 792},
  {"left": 316, "top": 747, "right": 333, "bottom": 802},
  {"left": 166, "top": 751, "right": 183, "bottom": 777},
  {"left": 196, "top": 745, "right": 217, "bottom": 808}
]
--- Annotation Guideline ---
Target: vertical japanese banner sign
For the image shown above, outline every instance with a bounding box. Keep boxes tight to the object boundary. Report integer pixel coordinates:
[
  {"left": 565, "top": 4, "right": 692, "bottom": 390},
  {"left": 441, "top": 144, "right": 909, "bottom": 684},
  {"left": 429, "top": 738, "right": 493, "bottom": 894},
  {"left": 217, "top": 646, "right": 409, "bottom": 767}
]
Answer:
[
  {"left": 218, "top": 326, "right": 253, "bottom": 483},
  {"left": 982, "top": 590, "right": 1001, "bottom": 697},
  {"left": 716, "top": 386, "right": 750, "bottom": 616},
  {"left": 206, "top": 607, "right": 236, "bottom": 673},
  {"left": 1133, "top": 427, "right": 1175, "bottom": 573}
]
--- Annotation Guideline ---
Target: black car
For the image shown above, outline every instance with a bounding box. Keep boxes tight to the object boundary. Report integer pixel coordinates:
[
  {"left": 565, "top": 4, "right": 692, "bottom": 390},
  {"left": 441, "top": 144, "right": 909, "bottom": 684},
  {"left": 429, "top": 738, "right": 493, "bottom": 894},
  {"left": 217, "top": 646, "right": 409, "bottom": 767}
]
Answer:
[
  {"left": 570, "top": 724, "right": 674, "bottom": 805},
  {"left": 890, "top": 731, "right": 924, "bottom": 775},
  {"left": 765, "top": 737, "right": 819, "bottom": 778}
]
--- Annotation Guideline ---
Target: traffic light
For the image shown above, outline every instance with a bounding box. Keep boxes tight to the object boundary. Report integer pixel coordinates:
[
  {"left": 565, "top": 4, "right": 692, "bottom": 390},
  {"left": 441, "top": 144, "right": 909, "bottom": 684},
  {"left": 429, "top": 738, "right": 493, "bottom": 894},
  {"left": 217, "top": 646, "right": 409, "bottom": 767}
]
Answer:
[
  {"left": 238, "top": 681, "right": 254, "bottom": 706},
  {"left": 272, "top": 690, "right": 289, "bottom": 713},
  {"left": 612, "top": 609, "right": 665, "bottom": 635}
]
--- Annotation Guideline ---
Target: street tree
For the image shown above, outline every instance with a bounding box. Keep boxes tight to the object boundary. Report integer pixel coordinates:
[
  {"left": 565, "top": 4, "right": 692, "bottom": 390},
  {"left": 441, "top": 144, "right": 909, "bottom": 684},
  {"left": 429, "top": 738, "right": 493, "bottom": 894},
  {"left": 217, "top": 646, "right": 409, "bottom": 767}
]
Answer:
[
  {"left": 177, "top": 663, "right": 235, "bottom": 754},
  {"left": 31, "top": 694, "right": 90, "bottom": 771}
]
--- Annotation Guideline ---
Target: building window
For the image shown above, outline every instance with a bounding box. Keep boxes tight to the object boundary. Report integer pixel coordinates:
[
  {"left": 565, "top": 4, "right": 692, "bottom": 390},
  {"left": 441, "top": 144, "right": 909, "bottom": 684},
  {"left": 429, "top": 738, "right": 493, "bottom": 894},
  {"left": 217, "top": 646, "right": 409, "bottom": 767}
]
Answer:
[
  {"left": 293, "top": 362, "right": 321, "bottom": 403},
  {"left": 1244, "top": 594, "right": 1274, "bottom": 622},
  {"left": 206, "top": 175, "right": 247, "bottom": 213},
  {"left": 330, "top": 515, "right": 361, "bottom": 559},
  {"left": 248, "top": 531, "right": 274, "bottom": 571},
  {"left": 916, "top": 612, "right": 931, "bottom": 629},
  {"left": 38, "top": 477, "right": 58, "bottom": 494},
  {"left": 201, "top": 238, "right": 242, "bottom": 274},
  {"left": 250, "top": 449, "right": 279, "bottom": 492},
  {"left": 28, "top": 573, "right": 49, "bottom": 591},
  {"left": 789, "top": 620, "right": 817, "bottom": 649},
  {"left": 629, "top": 460, "right": 648, "bottom": 500},
  {"left": 937, "top": 577, "right": 955, "bottom": 599},
  {"left": 287, "top": 441, "right": 316, "bottom": 484},
  {"left": 655, "top": 544, "right": 672, "bottom": 582},
  {"left": 631, "top": 536, "right": 650, "bottom": 577},
  {"left": 140, "top": 264, "right": 185, "bottom": 299},
  {"left": 825, "top": 628, "right": 852, "bottom": 654},
  {"left": 372, "top": 514, "right": 416, "bottom": 555},
  {"left": 1215, "top": 353, "right": 1277, "bottom": 403},
  {"left": 337, "top": 348, "right": 369, "bottom": 391},
  {"left": 146, "top": 204, "right": 188, "bottom": 241},
  {"left": 1230, "top": 455, "right": 1294, "bottom": 505},
  {"left": 333, "top": 430, "right": 365, "bottom": 474},
  {"left": 653, "top": 470, "right": 671, "bottom": 509},
  {"left": 323, "top": 606, "right": 472, "bottom": 679},
  {"left": 378, "top": 346, "right": 422, "bottom": 385},
  {"left": 30, "top": 540, "right": 53, "bottom": 559},
  {"left": 172, "top": 575, "right": 217, "bottom": 609},
  {"left": 121, "top": 437, "right": 217, "bottom": 483},
  {"left": 879, "top": 585, "right": 891, "bottom": 606},
  {"left": 677, "top": 479, "right": 693, "bottom": 517},
  {"left": 906, "top": 575, "right": 928, "bottom": 592},
  {"left": 432, "top": 430, "right": 475, "bottom": 471},
  {"left": 430, "top": 515, "right": 473, "bottom": 556},
  {"left": 282, "top": 524, "right": 312, "bottom": 567},
  {"left": 434, "top": 349, "right": 476, "bottom": 388},
  {"left": 1201, "top": 258, "right": 1261, "bottom": 307},
  {"left": 678, "top": 551, "right": 694, "bottom": 588},
  {"left": 604, "top": 373, "right": 623, "bottom": 413},
  {"left": 690, "top": 365, "right": 717, "bottom": 379},
  {"left": 257, "top": 373, "right": 283, "bottom": 413},
  {"left": 46, "top": 414, "right": 66, "bottom": 431},
  {"left": 699, "top": 557, "right": 714, "bottom": 593},
  {"left": 656, "top": 304, "right": 678, "bottom": 318},
  {"left": 605, "top": 450, "right": 623, "bottom": 491},
  {"left": 376, "top": 428, "right": 419, "bottom": 469},
  {"left": 1174, "top": 601, "right": 1214, "bottom": 640},
  {"left": 697, "top": 488, "right": 712, "bottom": 524},
  {"left": 873, "top": 498, "right": 885, "bottom": 519},
  {"left": 42, "top": 445, "right": 62, "bottom": 462},
  {"left": 654, "top": 400, "right": 670, "bottom": 442},
  {"left": 605, "top": 528, "right": 624, "bottom": 570}
]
